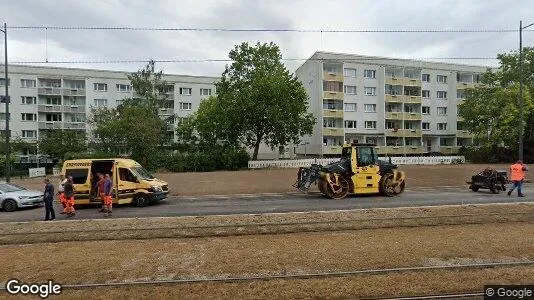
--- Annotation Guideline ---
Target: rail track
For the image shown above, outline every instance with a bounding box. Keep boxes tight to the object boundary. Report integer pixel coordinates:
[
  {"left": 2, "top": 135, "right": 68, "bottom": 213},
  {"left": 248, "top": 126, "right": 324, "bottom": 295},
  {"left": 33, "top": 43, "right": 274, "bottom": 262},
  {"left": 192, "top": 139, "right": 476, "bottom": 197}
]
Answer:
[
  {"left": 1, "top": 261, "right": 530, "bottom": 298},
  {"left": 1, "top": 211, "right": 534, "bottom": 245}
]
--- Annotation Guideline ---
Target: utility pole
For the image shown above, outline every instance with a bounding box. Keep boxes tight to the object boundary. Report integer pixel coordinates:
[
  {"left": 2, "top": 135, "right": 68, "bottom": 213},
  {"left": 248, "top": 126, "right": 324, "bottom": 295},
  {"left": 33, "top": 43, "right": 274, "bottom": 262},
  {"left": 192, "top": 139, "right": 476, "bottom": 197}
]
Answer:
[
  {"left": 519, "top": 20, "right": 534, "bottom": 162},
  {"left": 1, "top": 23, "right": 9, "bottom": 182}
]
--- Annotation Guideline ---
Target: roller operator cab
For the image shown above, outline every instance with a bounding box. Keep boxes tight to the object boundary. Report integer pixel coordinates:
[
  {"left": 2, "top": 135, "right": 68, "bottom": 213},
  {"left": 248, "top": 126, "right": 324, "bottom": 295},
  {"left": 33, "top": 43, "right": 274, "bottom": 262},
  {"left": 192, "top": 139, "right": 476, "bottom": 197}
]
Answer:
[
  {"left": 293, "top": 144, "right": 406, "bottom": 199},
  {"left": 61, "top": 158, "right": 169, "bottom": 207}
]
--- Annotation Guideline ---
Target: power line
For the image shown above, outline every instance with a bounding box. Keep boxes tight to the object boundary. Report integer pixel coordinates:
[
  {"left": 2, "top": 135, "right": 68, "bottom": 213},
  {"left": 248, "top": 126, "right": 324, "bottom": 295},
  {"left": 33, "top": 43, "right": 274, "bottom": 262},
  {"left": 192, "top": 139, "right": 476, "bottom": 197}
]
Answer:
[
  {"left": 10, "top": 57, "right": 499, "bottom": 65},
  {"left": 6, "top": 26, "right": 534, "bottom": 33}
]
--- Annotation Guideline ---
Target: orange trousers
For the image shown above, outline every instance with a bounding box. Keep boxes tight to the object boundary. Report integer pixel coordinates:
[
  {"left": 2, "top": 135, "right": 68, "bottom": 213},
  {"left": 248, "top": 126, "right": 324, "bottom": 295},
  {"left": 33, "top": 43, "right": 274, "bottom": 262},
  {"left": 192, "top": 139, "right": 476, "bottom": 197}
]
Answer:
[
  {"left": 65, "top": 196, "right": 75, "bottom": 214},
  {"left": 59, "top": 192, "right": 67, "bottom": 213},
  {"left": 100, "top": 193, "right": 112, "bottom": 209}
]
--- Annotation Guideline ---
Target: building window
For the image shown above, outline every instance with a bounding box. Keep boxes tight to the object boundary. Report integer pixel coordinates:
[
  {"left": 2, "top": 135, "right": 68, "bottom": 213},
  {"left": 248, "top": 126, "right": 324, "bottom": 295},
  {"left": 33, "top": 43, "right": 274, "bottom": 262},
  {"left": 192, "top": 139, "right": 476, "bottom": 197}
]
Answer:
[
  {"left": 93, "top": 83, "right": 108, "bottom": 91},
  {"left": 422, "top": 90, "right": 430, "bottom": 98},
  {"left": 20, "top": 79, "right": 36, "bottom": 88},
  {"left": 386, "top": 121, "right": 397, "bottom": 129},
  {"left": 161, "top": 100, "right": 174, "bottom": 109},
  {"left": 437, "top": 107, "right": 447, "bottom": 115},
  {"left": 364, "top": 87, "right": 376, "bottom": 96},
  {"left": 422, "top": 106, "right": 430, "bottom": 114},
  {"left": 323, "top": 137, "right": 340, "bottom": 146},
  {"left": 364, "top": 69, "right": 376, "bottom": 79},
  {"left": 324, "top": 66, "right": 337, "bottom": 74},
  {"left": 22, "top": 130, "right": 37, "bottom": 138},
  {"left": 422, "top": 74, "right": 430, "bottom": 82},
  {"left": 116, "top": 99, "right": 124, "bottom": 106},
  {"left": 323, "top": 118, "right": 337, "bottom": 128},
  {"left": 364, "top": 104, "right": 377, "bottom": 112},
  {"left": 0, "top": 78, "right": 10, "bottom": 86},
  {"left": 364, "top": 121, "right": 377, "bottom": 129},
  {"left": 46, "top": 113, "right": 62, "bottom": 122},
  {"left": 70, "top": 114, "right": 85, "bottom": 123},
  {"left": 45, "top": 97, "right": 62, "bottom": 105},
  {"left": 21, "top": 96, "right": 36, "bottom": 105},
  {"left": 116, "top": 84, "right": 131, "bottom": 92},
  {"left": 179, "top": 87, "right": 192, "bottom": 95},
  {"left": 177, "top": 117, "right": 190, "bottom": 125},
  {"left": 437, "top": 91, "right": 447, "bottom": 99},
  {"left": 179, "top": 102, "right": 192, "bottom": 110},
  {"left": 93, "top": 99, "right": 108, "bottom": 107},
  {"left": 344, "top": 68, "right": 357, "bottom": 77},
  {"left": 200, "top": 88, "right": 212, "bottom": 96},
  {"left": 437, "top": 75, "right": 447, "bottom": 83},
  {"left": 437, "top": 123, "right": 447, "bottom": 130},
  {"left": 404, "top": 122, "right": 416, "bottom": 130},
  {"left": 422, "top": 122, "right": 430, "bottom": 130},
  {"left": 21, "top": 113, "right": 37, "bottom": 121},
  {"left": 344, "top": 85, "right": 357, "bottom": 95},
  {"left": 344, "top": 103, "right": 357, "bottom": 112},
  {"left": 344, "top": 120, "right": 357, "bottom": 129},
  {"left": 457, "top": 122, "right": 466, "bottom": 131}
]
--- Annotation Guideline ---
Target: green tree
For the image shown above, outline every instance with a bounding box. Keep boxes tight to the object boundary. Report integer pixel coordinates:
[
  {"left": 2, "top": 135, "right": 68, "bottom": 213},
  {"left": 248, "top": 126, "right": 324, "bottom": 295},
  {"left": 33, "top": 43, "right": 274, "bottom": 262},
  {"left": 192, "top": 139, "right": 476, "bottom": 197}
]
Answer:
[
  {"left": 459, "top": 47, "right": 534, "bottom": 161},
  {"left": 90, "top": 61, "right": 170, "bottom": 166},
  {"left": 214, "top": 42, "right": 315, "bottom": 160},
  {"left": 37, "top": 130, "right": 87, "bottom": 161}
]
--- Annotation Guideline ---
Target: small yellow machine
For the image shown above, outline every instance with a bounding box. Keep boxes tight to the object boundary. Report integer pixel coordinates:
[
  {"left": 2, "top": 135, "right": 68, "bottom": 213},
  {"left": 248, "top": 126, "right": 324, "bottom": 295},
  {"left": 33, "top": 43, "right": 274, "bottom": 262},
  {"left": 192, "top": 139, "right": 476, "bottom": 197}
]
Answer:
[
  {"left": 293, "top": 143, "right": 406, "bottom": 199},
  {"left": 61, "top": 158, "right": 169, "bottom": 207}
]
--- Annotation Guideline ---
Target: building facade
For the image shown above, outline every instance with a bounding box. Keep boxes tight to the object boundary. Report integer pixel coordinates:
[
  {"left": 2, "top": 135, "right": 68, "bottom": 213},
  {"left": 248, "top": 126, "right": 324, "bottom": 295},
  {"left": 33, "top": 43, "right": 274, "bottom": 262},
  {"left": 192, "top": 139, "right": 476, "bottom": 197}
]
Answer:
[{"left": 295, "top": 51, "right": 491, "bottom": 157}]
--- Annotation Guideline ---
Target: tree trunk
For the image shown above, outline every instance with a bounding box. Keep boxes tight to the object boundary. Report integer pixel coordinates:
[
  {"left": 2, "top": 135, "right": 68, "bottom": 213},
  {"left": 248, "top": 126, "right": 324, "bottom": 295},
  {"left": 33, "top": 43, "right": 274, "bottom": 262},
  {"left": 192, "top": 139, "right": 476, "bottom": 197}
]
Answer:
[{"left": 252, "top": 137, "right": 262, "bottom": 161}]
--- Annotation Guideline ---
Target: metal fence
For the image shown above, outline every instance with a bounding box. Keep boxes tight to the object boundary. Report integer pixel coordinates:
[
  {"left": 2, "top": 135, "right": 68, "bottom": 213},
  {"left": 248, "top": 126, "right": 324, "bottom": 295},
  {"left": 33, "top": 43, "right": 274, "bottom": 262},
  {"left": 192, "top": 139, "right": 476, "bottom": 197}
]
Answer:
[{"left": 248, "top": 156, "right": 466, "bottom": 169}]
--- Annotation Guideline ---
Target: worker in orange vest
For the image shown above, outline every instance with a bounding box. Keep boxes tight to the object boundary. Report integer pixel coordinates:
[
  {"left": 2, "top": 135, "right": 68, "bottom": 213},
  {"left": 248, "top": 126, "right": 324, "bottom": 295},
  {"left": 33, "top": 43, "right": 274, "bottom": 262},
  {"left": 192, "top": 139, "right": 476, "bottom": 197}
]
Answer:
[
  {"left": 57, "top": 175, "right": 68, "bottom": 214},
  {"left": 508, "top": 160, "right": 529, "bottom": 197},
  {"left": 63, "top": 176, "right": 76, "bottom": 217}
]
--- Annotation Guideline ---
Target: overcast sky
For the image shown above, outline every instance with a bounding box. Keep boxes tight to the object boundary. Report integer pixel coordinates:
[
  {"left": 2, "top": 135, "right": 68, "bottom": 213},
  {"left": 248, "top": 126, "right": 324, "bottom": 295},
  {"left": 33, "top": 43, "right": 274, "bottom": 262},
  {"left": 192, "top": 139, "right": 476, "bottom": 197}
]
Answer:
[{"left": 1, "top": 0, "right": 533, "bottom": 77}]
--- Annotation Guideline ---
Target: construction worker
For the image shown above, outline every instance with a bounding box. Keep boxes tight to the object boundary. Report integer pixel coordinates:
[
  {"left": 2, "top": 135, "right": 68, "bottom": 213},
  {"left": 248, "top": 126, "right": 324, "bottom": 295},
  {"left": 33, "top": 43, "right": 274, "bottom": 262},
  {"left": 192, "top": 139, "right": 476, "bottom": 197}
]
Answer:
[
  {"left": 97, "top": 173, "right": 106, "bottom": 213},
  {"left": 43, "top": 178, "right": 56, "bottom": 221},
  {"left": 508, "top": 160, "right": 529, "bottom": 197},
  {"left": 103, "top": 173, "right": 113, "bottom": 216},
  {"left": 63, "top": 176, "right": 76, "bottom": 217},
  {"left": 57, "top": 175, "right": 68, "bottom": 214}
]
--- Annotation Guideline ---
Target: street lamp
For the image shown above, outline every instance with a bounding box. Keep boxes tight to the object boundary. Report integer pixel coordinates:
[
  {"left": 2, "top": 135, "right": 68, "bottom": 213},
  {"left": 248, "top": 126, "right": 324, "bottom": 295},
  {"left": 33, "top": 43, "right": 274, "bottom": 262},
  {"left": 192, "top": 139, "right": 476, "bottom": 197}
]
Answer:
[
  {"left": 0, "top": 23, "right": 10, "bottom": 182},
  {"left": 519, "top": 20, "right": 534, "bottom": 162}
]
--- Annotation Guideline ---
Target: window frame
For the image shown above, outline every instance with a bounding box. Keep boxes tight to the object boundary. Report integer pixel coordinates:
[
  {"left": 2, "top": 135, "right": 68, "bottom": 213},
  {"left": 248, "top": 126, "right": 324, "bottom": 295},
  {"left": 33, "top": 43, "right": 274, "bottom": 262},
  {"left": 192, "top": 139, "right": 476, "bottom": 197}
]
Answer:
[
  {"left": 344, "top": 120, "right": 357, "bottom": 129},
  {"left": 179, "top": 87, "right": 192, "bottom": 95},
  {"left": 364, "top": 69, "right": 376, "bottom": 79},
  {"left": 343, "top": 68, "right": 357, "bottom": 77},
  {"left": 364, "top": 104, "right": 377, "bottom": 113},
  {"left": 422, "top": 106, "right": 430, "bottom": 115},
  {"left": 343, "top": 85, "right": 357, "bottom": 95},
  {"left": 179, "top": 102, "right": 192, "bottom": 110},
  {"left": 93, "top": 83, "right": 108, "bottom": 92},
  {"left": 364, "top": 120, "right": 377, "bottom": 129}
]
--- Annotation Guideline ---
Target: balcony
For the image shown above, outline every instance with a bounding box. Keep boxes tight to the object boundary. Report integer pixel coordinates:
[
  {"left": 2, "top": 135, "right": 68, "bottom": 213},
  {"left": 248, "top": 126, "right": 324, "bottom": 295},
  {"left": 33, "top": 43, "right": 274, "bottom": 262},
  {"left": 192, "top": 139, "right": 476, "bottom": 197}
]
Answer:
[
  {"left": 63, "top": 106, "right": 86, "bottom": 113},
  {"left": 323, "top": 71, "right": 343, "bottom": 82},
  {"left": 63, "top": 89, "right": 86, "bottom": 96},
  {"left": 440, "top": 146, "right": 460, "bottom": 154},
  {"left": 386, "top": 112, "right": 403, "bottom": 120},
  {"left": 63, "top": 122, "right": 86, "bottom": 130},
  {"left": 38, "top": 105, "right": 63, "bottom": 112},
  {"left": 322, "top": 128, "right": 344, "bottom": 137},
  {"left": 323, "top": 145, "right": 342, "bottom": 155},
  {"left": 403, "top": 78, "right": 421, "bottom": 86},
  {"left": 323, "top": 91, "right": 344, "bottom": 100},
  {"left": 457, "top": 116, "right": 465, "bottom": 121},
  {"left": 322, "top": 109, "right": 344, "bottom": 118},
  {"left": 456, "top": 130, "right": 473, "bottom": 138},
  {"left": 404, "top": 113, "right": 422, "bottom": 120},
  {"left": 159, "top": 108, "right": 174, "bottom": 115},
  {"left": 38, "top": 88, "right": 62, "bottom": 95},
  {"left": 403, "top": 95, "right": 422, "bottom": 104},
  {"left": 38, "top": 122, "right": 62, "bottom": 130},
  {"left": 385, "top": 77, "right": 403, "bottom": 85},
  {"left": 385, "top": 95, "right": 403, "bottom": 103},
  {"left": 382, "top": 146, "right": 406, "bottom": 155},
  {"left": 405, "top": 146, "right": 424, "bottom": 154},
  {"left": 385, "top": 129, "right": 422, "bottom": 138},
  {"left": 457, "top": 99, "right": 465, "bottom": 105},
  {"left": 457, "top": 82, "right": 476, "bottom": 89}
]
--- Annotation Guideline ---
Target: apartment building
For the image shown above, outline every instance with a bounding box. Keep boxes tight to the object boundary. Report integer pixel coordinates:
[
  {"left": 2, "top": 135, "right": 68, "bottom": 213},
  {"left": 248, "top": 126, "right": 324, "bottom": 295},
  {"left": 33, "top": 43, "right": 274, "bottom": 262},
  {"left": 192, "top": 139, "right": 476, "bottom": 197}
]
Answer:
[
  {"left": 0, "top": 65, "right": 217, "bottom": 156},
  {"left": 295, "top": 51, "right": 491, "bottom": 157}
]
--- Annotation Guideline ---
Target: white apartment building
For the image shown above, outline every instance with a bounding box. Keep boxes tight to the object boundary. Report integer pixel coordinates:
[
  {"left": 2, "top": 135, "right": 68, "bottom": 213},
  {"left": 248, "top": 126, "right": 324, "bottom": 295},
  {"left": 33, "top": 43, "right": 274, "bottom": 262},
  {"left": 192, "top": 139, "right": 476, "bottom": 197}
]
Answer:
[
  {"left": 0, "top": 65, "right": 218, "bottom": 156},
  {"left": 295, "top": 51, "right": 491, "bottom": 157}
]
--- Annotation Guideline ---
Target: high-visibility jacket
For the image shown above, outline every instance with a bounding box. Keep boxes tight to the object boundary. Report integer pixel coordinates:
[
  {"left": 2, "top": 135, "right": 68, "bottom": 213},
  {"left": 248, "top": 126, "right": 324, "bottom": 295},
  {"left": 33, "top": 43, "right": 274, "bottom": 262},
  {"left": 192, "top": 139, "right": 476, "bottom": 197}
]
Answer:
[{"left": 510, "top": 163, "right": 527, "bottom": 181}]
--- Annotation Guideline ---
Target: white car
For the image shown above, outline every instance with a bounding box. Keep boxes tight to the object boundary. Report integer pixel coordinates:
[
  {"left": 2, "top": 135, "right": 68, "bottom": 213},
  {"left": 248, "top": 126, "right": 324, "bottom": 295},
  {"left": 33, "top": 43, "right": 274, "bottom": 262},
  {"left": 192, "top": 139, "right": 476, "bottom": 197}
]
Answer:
[{"left": 0, "top": 182, "right": 44, "bottom": 212}]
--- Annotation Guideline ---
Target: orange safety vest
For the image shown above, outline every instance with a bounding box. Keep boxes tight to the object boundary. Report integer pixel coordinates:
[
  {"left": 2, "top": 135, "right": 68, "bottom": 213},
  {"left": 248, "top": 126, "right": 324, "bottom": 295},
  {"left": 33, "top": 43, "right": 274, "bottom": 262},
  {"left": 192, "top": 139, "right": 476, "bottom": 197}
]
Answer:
[{"left": 510, "top": 163, "right": 526, "bottom": 181}]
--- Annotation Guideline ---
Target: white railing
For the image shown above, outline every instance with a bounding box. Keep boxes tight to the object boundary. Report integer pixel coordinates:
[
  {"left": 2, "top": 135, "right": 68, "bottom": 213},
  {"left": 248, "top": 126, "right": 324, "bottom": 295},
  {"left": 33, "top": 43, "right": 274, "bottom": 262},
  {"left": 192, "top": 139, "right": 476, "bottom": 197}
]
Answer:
[{"left": 248, "top": 156, "right": 466, "bottom": 169}]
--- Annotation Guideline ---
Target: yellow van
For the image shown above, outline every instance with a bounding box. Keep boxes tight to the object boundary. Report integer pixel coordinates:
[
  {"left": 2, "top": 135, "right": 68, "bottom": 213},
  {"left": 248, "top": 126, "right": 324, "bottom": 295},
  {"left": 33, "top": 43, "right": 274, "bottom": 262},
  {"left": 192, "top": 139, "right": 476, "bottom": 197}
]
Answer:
[{"left": 61, "top": 158, "right": 169, "bottom": 207}]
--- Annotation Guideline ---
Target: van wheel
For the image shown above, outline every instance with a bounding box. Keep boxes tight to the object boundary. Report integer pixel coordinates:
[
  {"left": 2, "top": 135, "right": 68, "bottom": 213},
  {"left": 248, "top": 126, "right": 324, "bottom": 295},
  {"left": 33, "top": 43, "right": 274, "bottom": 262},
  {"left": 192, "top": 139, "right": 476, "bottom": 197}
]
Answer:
[
  {"left": 134, "top": 194, "right": 149, "bottom": 207},
  {"left": 2, "top": 199, "right": 17, "bottom": 212}
]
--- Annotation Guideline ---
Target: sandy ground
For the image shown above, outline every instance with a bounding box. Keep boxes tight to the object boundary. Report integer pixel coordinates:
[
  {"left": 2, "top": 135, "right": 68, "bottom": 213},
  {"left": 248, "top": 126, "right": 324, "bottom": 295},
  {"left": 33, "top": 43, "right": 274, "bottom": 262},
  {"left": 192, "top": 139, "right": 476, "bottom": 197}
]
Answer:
[
  {"left": 1, "top": 221, "right": 533, "bottom": 299},
  {"left": 10, "top": 164, "right": 514, "bottom": 196}
]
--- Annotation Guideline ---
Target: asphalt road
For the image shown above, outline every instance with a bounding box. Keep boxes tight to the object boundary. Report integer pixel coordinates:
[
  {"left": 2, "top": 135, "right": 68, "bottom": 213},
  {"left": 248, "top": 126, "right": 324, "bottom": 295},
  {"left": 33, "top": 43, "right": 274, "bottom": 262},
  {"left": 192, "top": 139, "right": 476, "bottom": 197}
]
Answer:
[{"left": 1, "top": 185, "right": 533, "bottom": 222}]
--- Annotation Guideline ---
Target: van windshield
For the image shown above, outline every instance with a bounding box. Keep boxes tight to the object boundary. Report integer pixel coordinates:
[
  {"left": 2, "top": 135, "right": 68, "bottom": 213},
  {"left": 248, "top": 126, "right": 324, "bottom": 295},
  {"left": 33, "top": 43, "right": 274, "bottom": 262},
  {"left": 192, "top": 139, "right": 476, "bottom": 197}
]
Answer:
[{"left": 132, "top": 166, "right": 154, "bottom": 180}]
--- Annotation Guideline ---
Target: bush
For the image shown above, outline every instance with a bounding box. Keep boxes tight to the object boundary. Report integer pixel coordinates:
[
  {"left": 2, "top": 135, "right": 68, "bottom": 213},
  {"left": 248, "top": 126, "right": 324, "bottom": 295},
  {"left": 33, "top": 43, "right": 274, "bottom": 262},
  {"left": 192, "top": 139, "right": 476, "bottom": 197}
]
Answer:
[{"left": 459, "top": 145, "right": 515, "bottom": 163}]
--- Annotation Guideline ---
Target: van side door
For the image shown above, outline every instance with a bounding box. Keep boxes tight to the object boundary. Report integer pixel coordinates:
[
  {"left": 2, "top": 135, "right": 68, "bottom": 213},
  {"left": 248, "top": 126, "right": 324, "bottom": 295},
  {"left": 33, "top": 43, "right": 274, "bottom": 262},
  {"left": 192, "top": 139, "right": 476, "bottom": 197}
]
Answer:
[{"left": 65, "top": 167, "right": 91, "bottom": 203}]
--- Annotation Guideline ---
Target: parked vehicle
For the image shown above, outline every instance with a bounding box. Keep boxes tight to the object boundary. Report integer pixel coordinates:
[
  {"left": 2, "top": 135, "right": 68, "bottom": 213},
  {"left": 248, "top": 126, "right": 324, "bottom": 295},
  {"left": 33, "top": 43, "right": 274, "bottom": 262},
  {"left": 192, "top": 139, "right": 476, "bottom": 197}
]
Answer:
[
  {"left": 0, "top": 182, "right": 44, "bottom": 212},
  {"left": 467, "top": 168, "right": 508, "bottom": 194},
  {"left": 61, "top": 158, "right": 169, "bottom": 207}
]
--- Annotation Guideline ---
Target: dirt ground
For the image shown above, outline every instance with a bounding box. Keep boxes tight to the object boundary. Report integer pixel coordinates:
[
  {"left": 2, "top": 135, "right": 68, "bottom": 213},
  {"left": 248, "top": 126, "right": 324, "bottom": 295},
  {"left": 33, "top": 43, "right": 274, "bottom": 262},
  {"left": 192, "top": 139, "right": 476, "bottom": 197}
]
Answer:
[
  {"left": 1, "top": 220, "right": 533, "bottom": 298},
  {"left": 10, "top": 164, "right": 514, "bottom": 196}
]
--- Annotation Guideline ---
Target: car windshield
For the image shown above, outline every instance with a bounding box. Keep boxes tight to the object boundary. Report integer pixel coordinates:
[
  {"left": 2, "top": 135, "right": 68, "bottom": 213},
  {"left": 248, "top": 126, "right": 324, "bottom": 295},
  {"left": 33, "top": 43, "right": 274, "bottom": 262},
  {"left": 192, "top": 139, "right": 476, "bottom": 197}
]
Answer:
[
  {"left": 0, "top": 183, "right": 26, "bottom": 193},
  {"left": 132, "top": 166, "right": 154, "bottom": 180}
]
